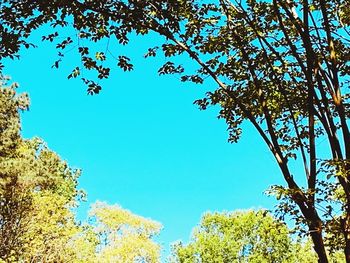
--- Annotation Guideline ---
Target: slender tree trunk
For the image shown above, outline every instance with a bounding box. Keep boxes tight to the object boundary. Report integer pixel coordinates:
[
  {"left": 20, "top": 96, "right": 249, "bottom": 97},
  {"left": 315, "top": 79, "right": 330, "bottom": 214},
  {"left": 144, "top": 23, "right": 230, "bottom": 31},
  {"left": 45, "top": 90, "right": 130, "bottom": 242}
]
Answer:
[
  {"left": 309, "top": 219, "right": 328, "bottom": 263},
  {"left": 345, "top": 240, "right": 350, "bottom": 263},
  {"left": 342, "top": 162, "right": 350, "bottom": 262},
  {"left": 345, "top": 197, "right": 350, "bottom": 262},
  {"left": 342, "top": 209, "right": 350, "bottom": 262}
]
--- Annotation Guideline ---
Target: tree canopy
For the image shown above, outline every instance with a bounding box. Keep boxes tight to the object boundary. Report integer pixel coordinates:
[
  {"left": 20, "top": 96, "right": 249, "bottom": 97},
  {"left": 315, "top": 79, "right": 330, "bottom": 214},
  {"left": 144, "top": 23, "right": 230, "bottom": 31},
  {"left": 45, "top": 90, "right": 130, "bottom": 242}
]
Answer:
[
  {"left": 89, "top": 201, "right": 162, "bottom": 263},
  {"left": 171, "top": 210, "right": 348, "bottom": 263},
  {"left": 0, "top": 76, "right": 162, "bottom": 262},
  {"left": 171, "top": 210, "right": 319, "bottom": 262},
  {"left": 1, "top": 0, "right": 350, "bottom": 261},
  {"left": 0, "top": 76, "right": 81, "bottom": 261}
]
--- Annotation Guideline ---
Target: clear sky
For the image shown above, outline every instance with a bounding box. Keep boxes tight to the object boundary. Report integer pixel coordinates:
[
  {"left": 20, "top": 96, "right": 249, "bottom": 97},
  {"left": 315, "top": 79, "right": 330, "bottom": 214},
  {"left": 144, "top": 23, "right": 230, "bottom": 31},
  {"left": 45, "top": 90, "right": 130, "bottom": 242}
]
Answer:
[{"left": 4, "top": 29, "right": 286, "bottom": 259}]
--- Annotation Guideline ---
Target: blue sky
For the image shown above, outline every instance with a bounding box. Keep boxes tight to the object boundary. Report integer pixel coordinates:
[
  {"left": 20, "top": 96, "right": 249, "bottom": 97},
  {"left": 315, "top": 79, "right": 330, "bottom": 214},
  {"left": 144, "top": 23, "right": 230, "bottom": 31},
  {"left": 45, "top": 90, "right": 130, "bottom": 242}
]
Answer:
[{"left": 4, "top": 30, "right": 286, "bottom": 259}]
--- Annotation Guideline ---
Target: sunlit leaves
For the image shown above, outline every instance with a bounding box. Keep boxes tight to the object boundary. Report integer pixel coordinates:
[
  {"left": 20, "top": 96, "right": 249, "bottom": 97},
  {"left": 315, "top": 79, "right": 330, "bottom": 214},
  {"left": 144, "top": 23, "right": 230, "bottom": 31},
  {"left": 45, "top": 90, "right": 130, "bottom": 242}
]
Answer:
[
  {"left": 68, "top": 67, "right": 80, "bottom": 79},
  {"left": 89, "top": 202, "right": 162, "bottom": 263},
  {"left": 162, "top": 44, "right": 182, "bottom": 57},
  {"left": 171, "top": 210, "right": 318, "bottom": 263},
  {"left": 2, "top": 0, "right": 350, "bottom": 259},
  {"left": 0, "top": 79, "right": 162, "bottom": 262},
  {"left": 0, "top": 78, "right": 82, "bottom": 261},
  {"left": 95, "top": 52, "right": 106, "bottom": 61}
]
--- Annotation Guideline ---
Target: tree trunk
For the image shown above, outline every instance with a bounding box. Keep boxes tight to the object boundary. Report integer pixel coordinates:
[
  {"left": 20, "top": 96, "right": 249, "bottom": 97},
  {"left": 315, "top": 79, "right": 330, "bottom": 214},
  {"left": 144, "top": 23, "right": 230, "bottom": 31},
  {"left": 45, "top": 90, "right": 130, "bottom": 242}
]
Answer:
[
  {"left": 309, "top": 220, "right": 328, "bottom": 263},
  {"left": 345, "top": 240, "right": 350, "bottom": 263},
  {"left": 342, "top": 213, "right": 350, "bottom": 263}
]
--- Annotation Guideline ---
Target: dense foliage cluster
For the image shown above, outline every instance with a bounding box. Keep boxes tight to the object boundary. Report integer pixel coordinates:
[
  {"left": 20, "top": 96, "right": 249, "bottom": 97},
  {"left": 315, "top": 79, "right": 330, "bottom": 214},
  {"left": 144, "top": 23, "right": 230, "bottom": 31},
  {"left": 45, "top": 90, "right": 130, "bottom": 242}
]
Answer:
[
  {"left": 1, "top": 0, "right": 350, "bottom": 261},
  {"left": 0, "top": 76, "right": 81, "bottom": 261},
  {"left": 171, "top": 210, "right": 315, "bottom": 262}
]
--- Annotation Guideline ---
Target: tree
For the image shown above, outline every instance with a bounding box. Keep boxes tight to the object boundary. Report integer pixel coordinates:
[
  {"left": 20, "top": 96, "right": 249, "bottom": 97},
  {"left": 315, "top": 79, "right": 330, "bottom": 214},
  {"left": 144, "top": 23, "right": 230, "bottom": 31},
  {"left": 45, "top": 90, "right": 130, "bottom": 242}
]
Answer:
[
  {"left": 0, "top": 76, "right": 163, "bottom": 262},
  {"left": 1, "top": 0, "right": 350, "bottom": 261},
  {"left": 170, "top": 210, "right": 320, "bottom": 263},
  {"left": 0, "top": 76, "right": 84, "bottom": 262},
  {"left": 170, "top": 210, "right": 347, "bottom": 263},
  {"left": 89, "top": 201, "right": 162, "bottom": 263}
]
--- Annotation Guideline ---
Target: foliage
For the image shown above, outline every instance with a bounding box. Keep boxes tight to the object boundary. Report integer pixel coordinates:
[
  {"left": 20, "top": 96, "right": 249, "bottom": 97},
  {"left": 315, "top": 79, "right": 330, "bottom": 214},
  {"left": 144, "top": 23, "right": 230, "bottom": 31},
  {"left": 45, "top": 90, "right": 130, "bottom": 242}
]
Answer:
[
  {"left": 0, "top": 77, "right": 162, "bottom": 262},
  {"left": 170, "top": 210, "right": 318, "bottom": 263},
  {"left": 0, "top": 76, "right": 83, "bottom": 261},
  {"left": 89, "top": 201, "right": 162, "bottom": 263},
  {"left": 1, "top": 0, "right": 350, "bottom": 261},
  {"left": 0, "top": 76, "right": 28, "bottom": 156}
]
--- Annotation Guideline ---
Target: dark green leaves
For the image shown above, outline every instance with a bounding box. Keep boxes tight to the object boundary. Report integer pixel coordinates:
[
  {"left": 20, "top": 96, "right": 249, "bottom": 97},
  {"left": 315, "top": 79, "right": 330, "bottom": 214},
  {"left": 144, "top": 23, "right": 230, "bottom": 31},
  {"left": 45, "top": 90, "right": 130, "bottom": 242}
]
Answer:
[
  {"left": 42, "top": 32, "right": 59, "bottom": 42},
  {"left": 162, "top": 44, "right": 182, "bottom": 57},
  {"left": 117, "top": 56, "right": 133, "bottom": 71},
  {"left": 158, "top": 62, "right": 184, "bottom": 75},
  {"left": 67, "top": 67, "right": 80, "bottom": 79},
  {"left": 180, "top": 75, "right": 203, "bottom": 84},
  {"left": 144, "top": 47, "right": 158, "bottom": 58},
  {"left": 82, "top": 78, "right": 102, "bottom": 95},
  {"left": 56, "top": 37, "right": 73, "bottom": 50},
  {"left": 2, "top": 1, "right": 350, "bottom": 259}
]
